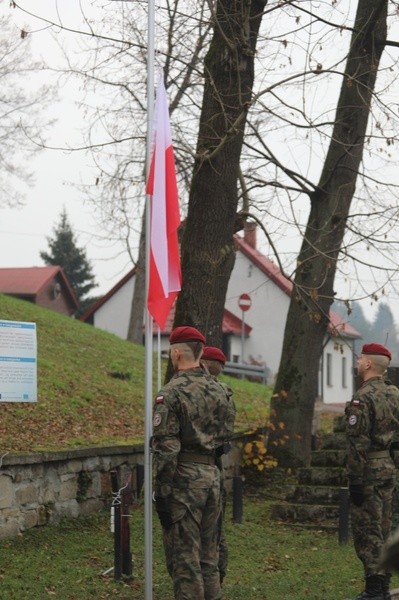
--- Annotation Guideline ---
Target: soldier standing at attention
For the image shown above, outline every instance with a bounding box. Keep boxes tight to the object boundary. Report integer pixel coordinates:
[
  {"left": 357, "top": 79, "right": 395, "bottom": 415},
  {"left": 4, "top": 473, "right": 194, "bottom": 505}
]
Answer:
[
  {"left": 201, "top": 346, "right": 236, "bottom": 586},
  {"left": 345, "top": 343, "right": 399, "bottom": 600},
  {"left": 152, "top": 326, "right": 236, "bottom": 600}
]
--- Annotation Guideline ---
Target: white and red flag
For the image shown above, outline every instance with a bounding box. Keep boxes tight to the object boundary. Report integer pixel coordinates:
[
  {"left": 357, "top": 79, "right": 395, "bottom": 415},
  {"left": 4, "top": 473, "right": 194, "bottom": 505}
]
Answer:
[{"left": 146, "top": 76, "right": 181, "bottom": 329}]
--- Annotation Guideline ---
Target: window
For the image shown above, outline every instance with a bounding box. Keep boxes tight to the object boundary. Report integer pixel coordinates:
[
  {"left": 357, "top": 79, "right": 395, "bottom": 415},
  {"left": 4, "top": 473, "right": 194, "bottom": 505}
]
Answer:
[
  {"left": 326, "top": 353, "right": 333, "bottom": 387},
  {"left": 342, "top": 356, "right": 347, "bottom": 388}
]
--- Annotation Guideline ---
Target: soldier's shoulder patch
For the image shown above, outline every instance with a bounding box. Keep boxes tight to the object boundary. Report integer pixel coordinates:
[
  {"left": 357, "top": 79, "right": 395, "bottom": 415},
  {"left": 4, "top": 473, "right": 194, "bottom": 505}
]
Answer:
[
  {"left": 153, "top": 413, "right": 162, "bottom": 428},
  {"left": 155, "top": 395, "right": 164, "bottom": 404},
  {"left": 348, "top": 414, "right": 357, "bottom": 426}
]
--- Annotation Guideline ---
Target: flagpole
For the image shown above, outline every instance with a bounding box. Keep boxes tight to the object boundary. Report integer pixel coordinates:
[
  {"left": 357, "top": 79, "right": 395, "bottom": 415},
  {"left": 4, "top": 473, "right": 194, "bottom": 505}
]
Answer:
[{"left": 144, "top": 0, "right": 155, "bottom": 597}]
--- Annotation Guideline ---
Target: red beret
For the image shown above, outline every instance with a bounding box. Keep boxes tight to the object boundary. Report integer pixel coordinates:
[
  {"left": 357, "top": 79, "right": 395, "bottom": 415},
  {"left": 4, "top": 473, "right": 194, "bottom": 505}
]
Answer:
[
  {"left": 169, "top": 326, "right": 206, "bottom": 345},
  {"left": 362, "top": 343, "right": 392, "bottom": 360},
  {"left": 202, "top": 346, "right": 226, "bottom": 365}
]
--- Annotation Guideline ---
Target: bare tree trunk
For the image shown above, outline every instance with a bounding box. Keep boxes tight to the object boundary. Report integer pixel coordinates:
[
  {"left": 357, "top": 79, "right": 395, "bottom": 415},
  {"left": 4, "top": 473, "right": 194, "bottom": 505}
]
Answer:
[
  {"left": 166, "top": 0, "right": 267, "bottom": 382},
  {"left": 267, "top": 0, "right": 388, "bottom": 467},
  {"left": 127, "top": 209, "right": 146, "bottom": 344}
]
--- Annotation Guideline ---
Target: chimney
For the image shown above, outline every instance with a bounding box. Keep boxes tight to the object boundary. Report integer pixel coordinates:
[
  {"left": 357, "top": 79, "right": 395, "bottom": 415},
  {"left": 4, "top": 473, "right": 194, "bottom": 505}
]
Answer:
[{"left": 244, "top": 221, "right": 257, "bottom": 249}]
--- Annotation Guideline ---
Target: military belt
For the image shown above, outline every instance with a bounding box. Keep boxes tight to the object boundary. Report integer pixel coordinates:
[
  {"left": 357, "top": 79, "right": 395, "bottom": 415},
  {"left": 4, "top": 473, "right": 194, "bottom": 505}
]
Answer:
[
  {"left": 368, "top": 450, "right": 390, "bottom": 459},
  {"left": 178, "top": 452, "right": 216, "bottom": 466}
]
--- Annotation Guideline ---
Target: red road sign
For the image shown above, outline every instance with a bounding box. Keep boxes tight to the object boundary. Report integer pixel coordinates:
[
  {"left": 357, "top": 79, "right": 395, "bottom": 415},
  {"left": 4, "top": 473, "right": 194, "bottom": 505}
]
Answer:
[{"left": 238, "top": 293, "right": 252, "bottom": 312}]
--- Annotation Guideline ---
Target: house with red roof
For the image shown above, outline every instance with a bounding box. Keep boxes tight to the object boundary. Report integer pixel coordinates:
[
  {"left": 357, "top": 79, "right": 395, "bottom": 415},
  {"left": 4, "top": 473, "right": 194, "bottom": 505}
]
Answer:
[
  {"left": 225, "top": 223, "right": 360, "bottom": 403},
  {"left": 0, "top": 266, "right": 79, "bottom": 316},
  {"left": 81, "top": 223, "right": 361, "bottom": 403},
  {"left": 81, "top": 268, "right": 251, "bottom": 352}
]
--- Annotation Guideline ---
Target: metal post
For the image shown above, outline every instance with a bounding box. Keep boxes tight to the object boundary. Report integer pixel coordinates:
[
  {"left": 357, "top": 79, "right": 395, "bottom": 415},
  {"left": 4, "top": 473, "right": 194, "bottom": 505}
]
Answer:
[
  {"left": 121, "top": 480, "right": 133, "bottom": 579},
  {"left": 111, "top": 470, "right": 122, "bottom": 580},
  {"left": 241, "top": 310, "right": 245, "bottom": 364},
  {"left": 338, "top": 486, "right": 349, "bottom": 544},
  {"left": 144, "top": 0, "right": 155, "bottom": 597},
  {"left": 232, "top": 475, "right": 243, "bottom": 524}
]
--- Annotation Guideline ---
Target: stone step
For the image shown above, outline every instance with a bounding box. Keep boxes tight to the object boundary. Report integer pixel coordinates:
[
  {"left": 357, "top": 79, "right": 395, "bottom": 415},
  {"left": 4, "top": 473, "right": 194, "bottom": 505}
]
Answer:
[
  {"left": 311, "top": 449, "right": 346, "bottom": 467},
  {"left": 270, "top": 501, "right": 339, "bottom": 526},
  {"left": 321, "top": 432, "right": 346, "bottom": 450},
  {"left": 286, "top": 485, "right": 341, "bottom": 505},
  {"left": 298, "top": 466, "right": 347, "bottom": 486},
  {"left": 269, "top": 422, "right": 349, "bottom": 528}
]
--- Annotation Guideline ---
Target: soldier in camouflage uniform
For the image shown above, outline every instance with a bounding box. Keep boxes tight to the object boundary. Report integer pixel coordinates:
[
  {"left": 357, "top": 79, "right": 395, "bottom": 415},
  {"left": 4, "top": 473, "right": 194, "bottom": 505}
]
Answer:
[
  {"left": 345, "top": 343, "right": 399, "bottom": 600},
  {"left": 201, "top": 346, "right": 236, "bottom": 586},
  {"left": 152, "top": 326, "right": 236, "bottom": 600}
]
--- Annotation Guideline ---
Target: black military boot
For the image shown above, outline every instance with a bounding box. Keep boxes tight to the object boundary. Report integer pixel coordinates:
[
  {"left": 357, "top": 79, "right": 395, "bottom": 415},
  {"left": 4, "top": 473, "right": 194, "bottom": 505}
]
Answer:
[
  {"left": 353, "top": 575, "right": 385, "bottom": 599},
  {"left": 382, "top": 574, "right": 391, "bottom": 600}
]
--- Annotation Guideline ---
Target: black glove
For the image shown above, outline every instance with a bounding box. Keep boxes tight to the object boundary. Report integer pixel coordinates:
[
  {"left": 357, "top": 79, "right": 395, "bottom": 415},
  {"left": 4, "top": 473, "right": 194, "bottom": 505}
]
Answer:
[
  {"left": 154, "top": 496, "right": 173, "bottom": 530},
  {"left": 349, "top": 483, "right": 364, "bottom": 507},
  {"left": 216, "top": 441, "right": 231, "bottom": 457}
]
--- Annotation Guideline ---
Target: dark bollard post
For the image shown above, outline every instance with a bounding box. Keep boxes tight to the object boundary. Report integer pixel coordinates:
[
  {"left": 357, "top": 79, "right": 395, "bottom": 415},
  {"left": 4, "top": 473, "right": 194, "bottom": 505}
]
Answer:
[
  {"left": 338, "top": 486, "right": 349, "bottom": 545},
  {"left": 136, "top": 463, "right": 145, "bottom": 497},
  {"left": 232, "top": 475, "right": 243, "bottom": 524},
  {"left": 120, "top": 474, "right": 133, "bottom": 579},
  {"left": 110, "top": 470, "right": 122, "bottom": 580}
]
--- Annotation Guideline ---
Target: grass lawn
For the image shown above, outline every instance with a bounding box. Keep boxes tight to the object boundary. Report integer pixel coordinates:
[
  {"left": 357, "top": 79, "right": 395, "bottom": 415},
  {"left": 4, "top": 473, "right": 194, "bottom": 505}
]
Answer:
[{"left": 1, "top": 492, "right": 396, "bottom": 600}]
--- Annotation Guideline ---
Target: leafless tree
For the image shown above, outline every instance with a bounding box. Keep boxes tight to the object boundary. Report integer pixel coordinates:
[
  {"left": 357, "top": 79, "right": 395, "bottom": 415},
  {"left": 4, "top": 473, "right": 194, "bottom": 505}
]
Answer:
[
  {"left": 0, "top": 11, "right": 52, "bottom": 206},
  {"left": 266, "top": 0, "right": 391, "bottom": 467}
]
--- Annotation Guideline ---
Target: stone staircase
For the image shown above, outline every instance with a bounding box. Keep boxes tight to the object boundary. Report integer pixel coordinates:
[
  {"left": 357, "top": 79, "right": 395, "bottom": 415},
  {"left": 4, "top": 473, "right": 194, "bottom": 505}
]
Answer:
[{"left": 270, "top": 415, "right": 348, "bottom": 530}]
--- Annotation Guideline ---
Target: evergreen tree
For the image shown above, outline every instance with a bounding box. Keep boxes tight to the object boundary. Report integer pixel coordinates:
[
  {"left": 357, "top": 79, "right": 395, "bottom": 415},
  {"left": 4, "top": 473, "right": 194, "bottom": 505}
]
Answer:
[
  {"left": 370, "top": 303, "right": 399, "bottom": 361},
  {"left": 333, "top": 300, "right": 372, "bottom": 356},
  {"left": 40, "top": 209, "right": 97, "bottom": 305},
  {"left": 334, "top": 300, "right": 399, "bottom": 363}
]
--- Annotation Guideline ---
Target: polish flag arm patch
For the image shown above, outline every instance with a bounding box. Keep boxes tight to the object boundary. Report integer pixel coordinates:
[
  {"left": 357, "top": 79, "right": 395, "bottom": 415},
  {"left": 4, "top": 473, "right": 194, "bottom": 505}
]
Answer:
[{"left": 348, "top": 414, "right": 357, "bottom": 426}]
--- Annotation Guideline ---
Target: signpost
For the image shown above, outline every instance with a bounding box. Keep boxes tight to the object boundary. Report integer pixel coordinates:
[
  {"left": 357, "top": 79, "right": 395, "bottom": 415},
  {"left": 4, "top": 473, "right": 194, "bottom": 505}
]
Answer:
[
  {"left": 238, "top": 294, "right": 251, "bottom": 362},
  {"left": 0, "top": 320, "right": 37, "bottom": 403}
]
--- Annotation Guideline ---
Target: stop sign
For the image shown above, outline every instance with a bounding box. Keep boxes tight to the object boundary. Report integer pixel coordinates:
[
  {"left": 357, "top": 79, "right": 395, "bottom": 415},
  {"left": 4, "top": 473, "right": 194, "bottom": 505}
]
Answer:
[{"left": 238, "top": 293, "right": 252, "bottom": 312}]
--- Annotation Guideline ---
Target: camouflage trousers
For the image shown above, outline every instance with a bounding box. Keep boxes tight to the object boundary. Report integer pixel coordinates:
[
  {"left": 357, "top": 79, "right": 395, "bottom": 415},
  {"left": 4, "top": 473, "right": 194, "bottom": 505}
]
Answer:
[
  {"left": 163, "top": 478, "right": 222, "bottom": 600},
  {"left": 350, "top": 478, "right": 395, "bottom": 577}
]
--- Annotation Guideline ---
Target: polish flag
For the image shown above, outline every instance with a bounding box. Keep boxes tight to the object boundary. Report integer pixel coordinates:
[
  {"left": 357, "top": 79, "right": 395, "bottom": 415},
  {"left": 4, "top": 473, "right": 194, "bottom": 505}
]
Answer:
[{"left": 146, "top": 76, "right": 181, "bottom": 329}]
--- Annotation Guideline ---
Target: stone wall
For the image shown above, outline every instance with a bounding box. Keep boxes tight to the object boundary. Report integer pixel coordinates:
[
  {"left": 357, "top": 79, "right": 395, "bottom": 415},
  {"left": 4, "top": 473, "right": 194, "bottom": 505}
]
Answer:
[
  {"left": 0, "top": 445, "right": 144, "bottom": 540},
  {"left": 0, "top": 434, "right": 252, "bottom": 541}
]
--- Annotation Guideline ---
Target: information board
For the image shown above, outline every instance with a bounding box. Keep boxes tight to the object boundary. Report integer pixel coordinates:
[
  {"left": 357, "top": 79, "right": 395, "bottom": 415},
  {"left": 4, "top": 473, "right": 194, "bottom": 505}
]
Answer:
[{"left": 0, "top": 320, "right": 37, "bottom": 403}]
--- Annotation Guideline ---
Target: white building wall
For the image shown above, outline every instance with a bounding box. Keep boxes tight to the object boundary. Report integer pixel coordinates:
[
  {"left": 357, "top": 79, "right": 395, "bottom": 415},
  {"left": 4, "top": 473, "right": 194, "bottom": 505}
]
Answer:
[
  {"left": 228, "top": 336, "right": 244, "bottom": 363},
  {"left": 93, "top": 278, "right": 135, "bottom": 339},
  {"left": 321, "top": 337, "right": 355, "bottom": 404},
  {"left": 225, "top": 251, "right": 290, "bottom": 382}
]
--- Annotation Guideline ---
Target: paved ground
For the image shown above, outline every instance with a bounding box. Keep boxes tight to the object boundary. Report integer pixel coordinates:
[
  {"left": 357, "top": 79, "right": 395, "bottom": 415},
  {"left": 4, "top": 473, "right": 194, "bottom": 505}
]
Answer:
[{"left": 321, "top": 402, "right": 345, "bottom": 413}]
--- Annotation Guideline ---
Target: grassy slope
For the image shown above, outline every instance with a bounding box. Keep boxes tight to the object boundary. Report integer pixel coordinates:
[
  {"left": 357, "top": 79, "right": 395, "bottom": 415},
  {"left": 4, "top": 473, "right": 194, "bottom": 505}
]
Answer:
[{"left": 0, "top": 294, "right": 271, "bottom": 452}]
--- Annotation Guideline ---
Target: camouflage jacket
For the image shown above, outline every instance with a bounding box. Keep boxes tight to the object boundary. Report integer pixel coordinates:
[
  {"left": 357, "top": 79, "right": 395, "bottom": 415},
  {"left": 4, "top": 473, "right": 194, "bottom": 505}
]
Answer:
[
  {"left": 152, "top": 367, "right": 236, "bottom": 497},
  {"left": 345, "top": 376, "right": 399, "bottom": 485}
]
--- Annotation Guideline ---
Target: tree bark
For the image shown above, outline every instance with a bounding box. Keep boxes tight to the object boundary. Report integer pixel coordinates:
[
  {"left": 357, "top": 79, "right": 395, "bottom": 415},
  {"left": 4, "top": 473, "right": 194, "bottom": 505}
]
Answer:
[
  {"left": 166, "top": 0, "right": 267, "bottom": 381},
  {"left": 267, "top": 0, "right": 388, "bottom": 467}
]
